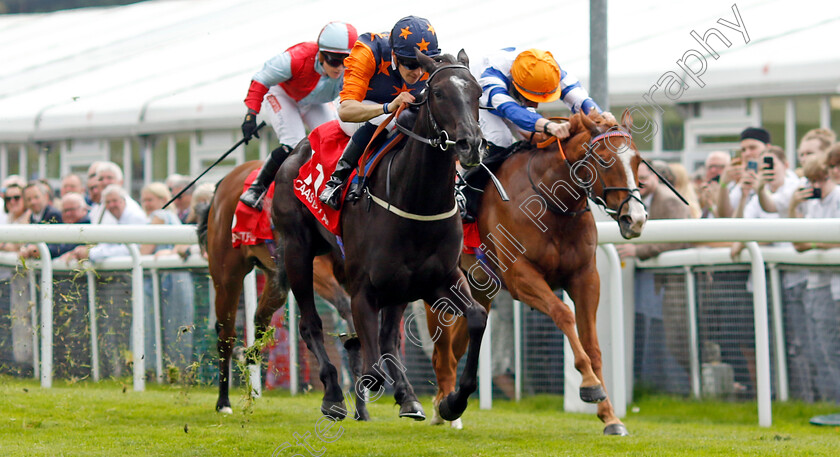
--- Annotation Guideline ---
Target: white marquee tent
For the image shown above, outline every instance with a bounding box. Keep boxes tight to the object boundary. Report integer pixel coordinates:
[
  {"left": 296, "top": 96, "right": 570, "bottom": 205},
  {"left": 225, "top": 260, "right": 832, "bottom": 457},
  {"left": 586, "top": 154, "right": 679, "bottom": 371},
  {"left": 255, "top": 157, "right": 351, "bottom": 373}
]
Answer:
[{"left": 1, "top": 0, "right": 839, "bottom": 172}]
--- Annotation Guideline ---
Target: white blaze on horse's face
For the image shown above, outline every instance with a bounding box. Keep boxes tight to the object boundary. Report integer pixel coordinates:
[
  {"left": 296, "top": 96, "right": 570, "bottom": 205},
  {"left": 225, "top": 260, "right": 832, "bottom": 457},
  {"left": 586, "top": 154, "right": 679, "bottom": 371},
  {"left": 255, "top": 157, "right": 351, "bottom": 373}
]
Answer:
[
  {"left": 617, "top": 144, "right": 648, "bottom": 235},
  {"left": 449, "top": 75, "right": 470, "bottom": 91}
]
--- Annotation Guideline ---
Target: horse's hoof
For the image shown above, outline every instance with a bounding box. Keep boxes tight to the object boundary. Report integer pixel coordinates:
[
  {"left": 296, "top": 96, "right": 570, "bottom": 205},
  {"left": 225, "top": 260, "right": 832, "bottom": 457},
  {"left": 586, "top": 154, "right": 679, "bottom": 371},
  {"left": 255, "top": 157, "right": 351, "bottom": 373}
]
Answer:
[
  {"left": 354, "top": 408, "right": 370, "bottom": 421},
  {"left": 321, "top": 400, "right": 347, "bottom": 421},
  {"left": 603, "top": 423, "right": 629, "bottom": 436},
  {"left": 450, "top": 418, "right": 463, "bottom": 430},
  {"left": 580, "top": 384, "right": 607, "bottom": 403},
  {"left": 342, "top": 336, "right": 361, "bottom": 351},
  {"left": 217, "top": 406, "right": 233, "bottom": 415},
  {"left": 438, "top": 394, "right": 463, "bottom": 422},
  {"left": 430, "top": 401, "right": 444, "bottom": 425},
  {"left": 399, "top": 401, "right": 426, "bottom": 421}
]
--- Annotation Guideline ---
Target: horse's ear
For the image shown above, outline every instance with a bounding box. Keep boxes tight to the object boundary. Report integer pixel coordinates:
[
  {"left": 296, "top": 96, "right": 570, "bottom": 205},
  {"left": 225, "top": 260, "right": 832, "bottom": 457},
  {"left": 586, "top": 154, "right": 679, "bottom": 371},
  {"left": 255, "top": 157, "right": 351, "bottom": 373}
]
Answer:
[
  {"left": 579, "top": 111, "right": 600, "bottom": 136},
  {"left": 621, "top": 108, "right": 634, "bottom": 131},
  {"left": 416, "top": 49, "right": 437, "bottom": 74},
  {"left": 456, "top": 49, "right": 469, "bottom": 68}
]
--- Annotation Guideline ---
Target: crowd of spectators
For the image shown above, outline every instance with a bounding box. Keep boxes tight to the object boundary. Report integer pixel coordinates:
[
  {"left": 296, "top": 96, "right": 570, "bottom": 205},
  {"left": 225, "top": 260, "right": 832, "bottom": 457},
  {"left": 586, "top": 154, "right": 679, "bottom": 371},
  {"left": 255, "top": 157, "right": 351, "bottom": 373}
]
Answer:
[
  {"left": 0, "top": 161, "right": 215, "bottom": 376},
  {"left": 611, "top": 125, "right": 840, "bottom": 403}
]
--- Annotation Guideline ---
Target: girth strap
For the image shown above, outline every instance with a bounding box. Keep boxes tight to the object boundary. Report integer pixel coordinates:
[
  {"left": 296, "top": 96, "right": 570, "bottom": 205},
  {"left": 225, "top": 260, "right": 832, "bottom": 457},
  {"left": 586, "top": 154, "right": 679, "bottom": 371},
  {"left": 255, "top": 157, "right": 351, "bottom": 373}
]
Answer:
[{"left": 365, "top": 189, "right": 458, "bottom": 222}]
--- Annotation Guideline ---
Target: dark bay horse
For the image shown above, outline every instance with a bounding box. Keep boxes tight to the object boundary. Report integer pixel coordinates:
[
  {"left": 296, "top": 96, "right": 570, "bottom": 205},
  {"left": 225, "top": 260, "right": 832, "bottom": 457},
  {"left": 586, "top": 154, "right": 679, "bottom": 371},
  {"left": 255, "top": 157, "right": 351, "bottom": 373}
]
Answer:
[
  {"left": 427, "top": 111, "right": 648, "bottom": 435},
  {"left": 197, "top": 160, "right": 366, "bottom": 418},
  {"left": 271, "top": 50, "right": 487, "bottom": 421}
]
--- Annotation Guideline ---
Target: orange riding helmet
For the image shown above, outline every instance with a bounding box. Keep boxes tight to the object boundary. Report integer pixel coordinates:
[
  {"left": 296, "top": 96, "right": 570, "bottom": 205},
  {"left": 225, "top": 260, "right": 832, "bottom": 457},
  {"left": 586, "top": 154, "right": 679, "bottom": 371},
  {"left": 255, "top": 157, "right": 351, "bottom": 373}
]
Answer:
[{"left": 510, "top": 49, "right": 562, "bottom": 104}]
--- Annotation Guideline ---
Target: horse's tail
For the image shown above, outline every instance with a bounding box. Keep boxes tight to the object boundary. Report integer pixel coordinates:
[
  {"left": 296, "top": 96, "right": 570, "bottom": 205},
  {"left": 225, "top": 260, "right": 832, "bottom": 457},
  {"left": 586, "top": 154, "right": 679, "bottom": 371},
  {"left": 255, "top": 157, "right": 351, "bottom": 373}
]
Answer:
[
  {"left": 195, "top": 200, "right": 211, "bottom": 255},
  {"left": 196, "top": 177, "right": 225, "bottom": 254}
]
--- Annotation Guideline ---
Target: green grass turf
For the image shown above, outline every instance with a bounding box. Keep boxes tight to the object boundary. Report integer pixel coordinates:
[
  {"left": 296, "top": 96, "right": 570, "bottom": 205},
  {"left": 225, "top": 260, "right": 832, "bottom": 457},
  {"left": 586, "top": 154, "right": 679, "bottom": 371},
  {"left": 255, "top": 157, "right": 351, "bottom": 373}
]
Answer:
[{"left": 1, "top": 375, "right": 838, "bottom": 456}]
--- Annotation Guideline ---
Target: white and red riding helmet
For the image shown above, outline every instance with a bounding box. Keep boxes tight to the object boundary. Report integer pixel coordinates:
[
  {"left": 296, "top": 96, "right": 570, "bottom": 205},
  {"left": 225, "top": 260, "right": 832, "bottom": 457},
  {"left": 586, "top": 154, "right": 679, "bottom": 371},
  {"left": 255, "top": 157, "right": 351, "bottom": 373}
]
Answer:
[{"left": 317, "top": 21, "right": 358, "bottom": 55}]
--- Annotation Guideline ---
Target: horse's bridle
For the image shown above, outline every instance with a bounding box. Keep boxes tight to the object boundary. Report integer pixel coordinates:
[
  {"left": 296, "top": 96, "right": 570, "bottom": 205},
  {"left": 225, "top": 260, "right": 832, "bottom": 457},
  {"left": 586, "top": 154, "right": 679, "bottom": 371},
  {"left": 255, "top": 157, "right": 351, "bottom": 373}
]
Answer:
[
  {"left": 393, "top": 64, "right": 479, "bottom": 151},
  {"left": 583, "top": 130, "right": 646, "bottom": 218},
  {"left": 528, "top": 127, "right": 645, "bottom": 218}
]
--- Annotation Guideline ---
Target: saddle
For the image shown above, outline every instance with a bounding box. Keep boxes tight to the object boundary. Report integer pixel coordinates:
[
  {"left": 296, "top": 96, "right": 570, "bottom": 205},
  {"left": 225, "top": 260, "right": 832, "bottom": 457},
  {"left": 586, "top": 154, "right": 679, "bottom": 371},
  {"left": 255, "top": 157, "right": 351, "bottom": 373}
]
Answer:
[
  {"left": 293, "top": 110, "right": 416, "bottom": 236},
  {"left": 232, "top": 169, "right": 275, "bottom": 248}
]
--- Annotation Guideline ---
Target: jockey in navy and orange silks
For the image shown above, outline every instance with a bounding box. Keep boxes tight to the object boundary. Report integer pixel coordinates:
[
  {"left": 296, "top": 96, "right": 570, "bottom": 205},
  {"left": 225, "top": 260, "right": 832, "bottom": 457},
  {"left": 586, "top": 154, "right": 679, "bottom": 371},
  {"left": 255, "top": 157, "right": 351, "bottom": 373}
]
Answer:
[
  {"left": 319, "top": 15, "right": 441, "bottom": 211},
  {"left": 239, "top": 21, "right": 358, "bottom": 210}
]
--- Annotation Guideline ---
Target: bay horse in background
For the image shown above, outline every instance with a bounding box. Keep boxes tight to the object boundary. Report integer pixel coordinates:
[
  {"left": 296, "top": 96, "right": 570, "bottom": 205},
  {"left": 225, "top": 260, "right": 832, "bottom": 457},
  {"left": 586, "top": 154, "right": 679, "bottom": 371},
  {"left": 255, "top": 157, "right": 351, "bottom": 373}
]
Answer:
[
  {"left": 271, "top": 50, "right": 487, "bottom": 422},
  {"left": 197, "top": 160, "right": 367, "bottom": 419},
  {"left": 427, "top": 110, "right": 648, "bottom": 435}
]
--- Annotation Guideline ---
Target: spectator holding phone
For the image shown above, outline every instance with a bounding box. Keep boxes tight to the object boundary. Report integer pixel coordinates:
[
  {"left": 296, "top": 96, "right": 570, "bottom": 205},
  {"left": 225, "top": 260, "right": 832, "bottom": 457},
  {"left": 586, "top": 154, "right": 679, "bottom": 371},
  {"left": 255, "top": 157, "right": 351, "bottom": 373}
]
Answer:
[
  {"left": 717, "top": 127, "right": 771, "bottom": 218},
  {"left": 758, "top": 128, "right": 835, "bottom": 216},
  {"left": 733, "top": 146, "right": 799, "bottom": 220},
  {"left": 787, "top": 150, "right": 840, "bottom": 402},
  {"left": 795, "top": 128, "right": 835, "bottom": 176}
]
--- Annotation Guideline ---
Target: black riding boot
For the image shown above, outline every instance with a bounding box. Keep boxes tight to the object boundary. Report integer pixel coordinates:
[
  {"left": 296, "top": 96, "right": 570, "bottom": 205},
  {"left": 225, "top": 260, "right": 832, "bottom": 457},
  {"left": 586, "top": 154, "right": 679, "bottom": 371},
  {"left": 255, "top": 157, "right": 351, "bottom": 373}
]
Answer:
[
  {"left": 460, "top": 142, "right": 509, "bottom": 221},
  {"left": 318, "top": 139, "right": 365, "bottom": 210},
  {"left": 240, "top": 144, "right": 292, "bottom": 210}
]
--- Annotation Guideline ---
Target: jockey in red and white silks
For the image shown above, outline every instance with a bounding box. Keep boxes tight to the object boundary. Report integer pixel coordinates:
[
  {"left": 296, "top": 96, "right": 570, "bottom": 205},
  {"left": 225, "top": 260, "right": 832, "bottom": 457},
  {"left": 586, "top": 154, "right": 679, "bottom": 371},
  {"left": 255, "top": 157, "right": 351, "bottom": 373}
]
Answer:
[
  {"left": 239, "top": 22, "right": 358, "bottom": 210},
  {"left": 244, "top": 41, "right": 345, "bottom": 147}
]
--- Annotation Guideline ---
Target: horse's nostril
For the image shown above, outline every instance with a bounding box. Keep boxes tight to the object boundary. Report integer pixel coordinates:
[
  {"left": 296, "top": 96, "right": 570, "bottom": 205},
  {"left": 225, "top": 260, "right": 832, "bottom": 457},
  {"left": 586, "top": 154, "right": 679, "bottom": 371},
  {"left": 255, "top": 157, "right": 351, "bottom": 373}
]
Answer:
[{"left": 619, "top": 215, "right": 632, "bottom": 226}]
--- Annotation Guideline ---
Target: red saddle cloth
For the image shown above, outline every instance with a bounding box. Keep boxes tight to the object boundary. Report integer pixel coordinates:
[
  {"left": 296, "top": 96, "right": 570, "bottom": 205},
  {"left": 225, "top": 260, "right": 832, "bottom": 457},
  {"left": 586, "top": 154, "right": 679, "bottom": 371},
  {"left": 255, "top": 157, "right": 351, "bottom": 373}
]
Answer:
[
  {"left": 293, "top": 120, "right": 355, "bottom": 236},
  {"left": 231, "top": 169, "right": 275, "bottom": 248},
  {"left": 462, "top": 221, "right": 481, "bottom": 254}
]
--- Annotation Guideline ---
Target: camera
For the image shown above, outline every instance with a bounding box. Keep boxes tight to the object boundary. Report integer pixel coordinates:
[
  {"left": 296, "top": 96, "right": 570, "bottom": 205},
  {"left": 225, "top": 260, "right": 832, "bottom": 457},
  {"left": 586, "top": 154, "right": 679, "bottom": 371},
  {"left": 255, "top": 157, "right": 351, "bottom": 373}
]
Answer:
[
  {"left": 809, "top": 187, "right": 822, "bottom": 199},
  {"left": 763, "top": 156, "right": 774, "bottom": 170},
  {"left": 746, "top": 161, "right": 758, "bottom": 172}
]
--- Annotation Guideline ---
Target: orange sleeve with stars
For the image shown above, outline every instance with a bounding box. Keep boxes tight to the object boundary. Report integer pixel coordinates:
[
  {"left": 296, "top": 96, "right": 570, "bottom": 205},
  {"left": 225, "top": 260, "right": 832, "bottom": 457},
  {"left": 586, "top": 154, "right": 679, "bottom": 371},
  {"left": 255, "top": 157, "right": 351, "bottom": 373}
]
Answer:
[{"left": 339, "top": 41, "right": 377, "bottom": 103}]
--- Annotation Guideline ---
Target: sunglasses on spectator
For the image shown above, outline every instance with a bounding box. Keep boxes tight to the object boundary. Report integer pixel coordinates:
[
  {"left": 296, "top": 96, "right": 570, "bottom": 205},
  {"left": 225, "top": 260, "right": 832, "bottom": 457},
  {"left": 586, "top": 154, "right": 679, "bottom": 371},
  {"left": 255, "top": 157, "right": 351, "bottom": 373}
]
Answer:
[
  {"left": 321, "top": 52, "right": 347, "bottom": 68},
  {"left": 396, "top": 57, "right": 421, "bottom": 70},
  {"left": 4, "top": 195, "right": 21, "bottom": 202}
]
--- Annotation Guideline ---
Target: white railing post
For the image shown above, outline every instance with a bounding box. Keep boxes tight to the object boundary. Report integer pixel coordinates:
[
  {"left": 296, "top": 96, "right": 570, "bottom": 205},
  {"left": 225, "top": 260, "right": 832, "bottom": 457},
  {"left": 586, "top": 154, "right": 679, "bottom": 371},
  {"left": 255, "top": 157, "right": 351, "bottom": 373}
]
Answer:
[
  {"left": 684, "top": 265, "right": 701, "bottom": 399},
  {"left": 513, "top": 299, "right": 522, "bottom": 402},
  {"left": 127, "top": 244, "right": 145, "bottom": 392},
  {"left": 151, "top": 269, "right": 163, "bottom": 383},
  {"left": 244, "top": 270, "right": 261, "bottom": 397},
  {"left": 599, "top": 244, "right": 626, "bottom": 418},
  {"left": 745, "top": 242, "right": 772, "bottom": 427},
  {"left": 36, "top": 243, "right": 53, "bottom": 387},
  {"left": 86, "top": 271, "right": 100, "bottom": 381},
  {"left": 28, "top": 268, "right": 39, "bottom": 380},
  {"left": 288, "top": 292, "right": 298, "bottom": 395},
  {"left": 479, "top": 310, "right": 492, "bottom": 409},
  {"left": 768, "top": 264, "right": 789, "bottom": 401}
]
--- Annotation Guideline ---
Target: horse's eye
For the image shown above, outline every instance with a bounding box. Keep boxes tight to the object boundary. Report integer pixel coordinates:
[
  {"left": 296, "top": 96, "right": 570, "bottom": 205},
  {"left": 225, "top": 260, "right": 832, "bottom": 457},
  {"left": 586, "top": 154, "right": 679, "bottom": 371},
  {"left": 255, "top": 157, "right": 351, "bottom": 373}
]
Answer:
[{"left": 432, "top": 89, "right": 443, "bottom": 98}]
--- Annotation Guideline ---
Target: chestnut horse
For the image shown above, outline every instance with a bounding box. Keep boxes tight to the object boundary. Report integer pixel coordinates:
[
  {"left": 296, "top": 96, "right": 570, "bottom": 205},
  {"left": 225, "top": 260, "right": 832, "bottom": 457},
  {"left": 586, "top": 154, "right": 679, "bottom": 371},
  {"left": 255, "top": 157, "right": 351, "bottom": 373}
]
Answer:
[
  {"left": 197, "top": 160, "right": 366, "bottom": 419},
  {"left": 271, "top": 51, "right": 487, "bottom": 422},
  {"left": 427, "top": 111, "right": 647, "bottom": 435}
]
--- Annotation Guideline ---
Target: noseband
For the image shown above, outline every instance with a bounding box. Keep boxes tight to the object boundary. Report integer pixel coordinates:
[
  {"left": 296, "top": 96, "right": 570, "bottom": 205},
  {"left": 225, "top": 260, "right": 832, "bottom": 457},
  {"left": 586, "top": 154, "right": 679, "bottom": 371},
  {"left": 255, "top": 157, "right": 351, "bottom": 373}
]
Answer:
[{"left": 393, "top": 64, "right": 474, "bottom": 151}]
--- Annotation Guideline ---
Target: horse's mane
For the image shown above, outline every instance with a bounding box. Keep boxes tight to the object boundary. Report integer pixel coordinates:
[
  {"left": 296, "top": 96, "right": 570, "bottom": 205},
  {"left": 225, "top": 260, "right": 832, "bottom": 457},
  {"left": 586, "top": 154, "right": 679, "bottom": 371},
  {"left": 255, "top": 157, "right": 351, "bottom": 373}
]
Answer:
[{"left": 567, "top": 110, "right": 618, "bottom": 139}]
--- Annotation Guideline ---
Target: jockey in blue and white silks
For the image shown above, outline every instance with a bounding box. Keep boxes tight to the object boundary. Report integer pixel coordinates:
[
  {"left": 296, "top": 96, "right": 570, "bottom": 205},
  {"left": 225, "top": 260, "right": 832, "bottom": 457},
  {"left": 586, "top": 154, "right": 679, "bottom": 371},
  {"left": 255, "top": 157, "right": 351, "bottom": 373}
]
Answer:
[{"left": 472, "top": 47, "right": 613, "bottom": 149}]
